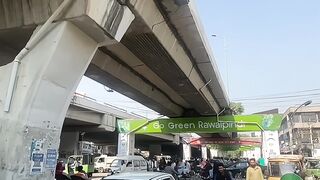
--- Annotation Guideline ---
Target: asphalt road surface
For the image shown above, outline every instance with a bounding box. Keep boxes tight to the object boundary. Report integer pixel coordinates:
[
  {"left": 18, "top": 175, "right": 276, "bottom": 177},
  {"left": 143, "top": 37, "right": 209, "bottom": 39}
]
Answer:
[{"left": 91, "top": 173, "right": 110, "bottom": 180}]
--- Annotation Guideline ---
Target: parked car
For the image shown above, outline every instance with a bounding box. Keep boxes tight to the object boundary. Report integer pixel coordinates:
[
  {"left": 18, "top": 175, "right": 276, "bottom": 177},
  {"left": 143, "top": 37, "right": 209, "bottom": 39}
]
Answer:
[
  {"left": 109, "top": 155, "right": 148, "bottom": 174},
  {"left": 94, "top": 155, "right": 117, "bottom": 173},
  {"left": 226, "top": 160, "right": 249, "bottom": 179},
  {"left": 101, "top": 172, "right": 175, "bottom": 180}
]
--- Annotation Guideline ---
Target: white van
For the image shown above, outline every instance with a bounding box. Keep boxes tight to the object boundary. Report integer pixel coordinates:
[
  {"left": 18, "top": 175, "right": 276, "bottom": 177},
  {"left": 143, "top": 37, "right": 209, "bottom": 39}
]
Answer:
[
  {"left": 110, "top": 155, "right": 148, "bottom": 174},
  {"left": 154, "top": 155, "right": 171, "bottom": 164},
  {"left": 94, "top": 155, "right": 117, "bottom": 173}
]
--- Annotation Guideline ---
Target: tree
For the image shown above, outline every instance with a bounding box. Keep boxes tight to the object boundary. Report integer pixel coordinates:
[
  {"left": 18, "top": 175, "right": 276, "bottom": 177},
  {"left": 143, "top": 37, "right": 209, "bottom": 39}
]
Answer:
[{"left": 229, "top": 102, "right": 244, "bottom": 115}]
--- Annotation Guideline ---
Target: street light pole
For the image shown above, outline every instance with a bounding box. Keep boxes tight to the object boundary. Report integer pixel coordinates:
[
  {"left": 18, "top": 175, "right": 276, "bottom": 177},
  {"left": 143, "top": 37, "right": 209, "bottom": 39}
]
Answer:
[
  {"left": 289, "top": 100, "right": 312, "bottom": 155},
  {"left": 289, "top": 100, "right": 312, "bottom": 120},
  {"left": 310, "top": 123, "right": 314, "bottom": 157}
]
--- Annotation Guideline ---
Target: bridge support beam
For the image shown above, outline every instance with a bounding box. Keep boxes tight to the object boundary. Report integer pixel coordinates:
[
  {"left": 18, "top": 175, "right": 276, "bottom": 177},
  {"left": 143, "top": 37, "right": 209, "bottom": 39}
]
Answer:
[
  {"left": 0, "top": 21, "right": 98, "bottom": 179},
  {"left": 209, "top": 149, "right": 218, "bottom": 159},
  {"left": 59, "top": 131, "right": 80, "bottom": 157},
  {"left": 117, "top": 133, "right": 135, "bottom": 156},
  {"left": 201, "top": 146, "right": 208, "bottom": 159},
  {"left": 182, "top": 144, "right": 191, "bottom": 161}
]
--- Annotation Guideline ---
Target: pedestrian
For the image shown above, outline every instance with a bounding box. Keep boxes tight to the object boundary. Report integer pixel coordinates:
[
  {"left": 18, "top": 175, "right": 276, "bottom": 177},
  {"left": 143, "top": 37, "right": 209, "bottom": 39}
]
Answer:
[
  {"left": 200, "top": 159, "right": 212, "bottom": 179},
  {"left": 147, "top": 158, "right": 152, "bottom": 171},
  {"left": 174, "top": 160, "right": 180, "bottom": 172},
  {"left": 258, "top": 157, "right": 265, "bottom": 167},
  {"left": 159, "top": 157, "right": 166, "bottom": 171},
  {"left": 171, "top": 160, "right": 176, "bottom": 170},
  {"left": 200, "top": 158, "right": 206, "bottom": 169},
  {"left": 209, "top": 160, "right": 217, "bottom": 179},
  {"left": 185, "top": 160, "right": 191, "bottom": 174},
  {"left": 213, "top": 163, "right": 232, "bottom": 180},
  {"left": 180, "top": 160, "right": 187, "bottom": 174},
  {"left": 246, "top": 158, "right": 264, "bottom": 180},
  {"left": 55, "top": 161, "right": 70, "bottom": 180},
  {"left": 258, "top": 157, "right": 266, "bottom": 174},
  {"left": 164, "top": 162, "right": 178, "bottom": 180},
  {"left": 71, "top": 166, "right": 89, "bottom": 180},
  {"left": 153, "top": 157, "right": 158, "bottom": 171}
]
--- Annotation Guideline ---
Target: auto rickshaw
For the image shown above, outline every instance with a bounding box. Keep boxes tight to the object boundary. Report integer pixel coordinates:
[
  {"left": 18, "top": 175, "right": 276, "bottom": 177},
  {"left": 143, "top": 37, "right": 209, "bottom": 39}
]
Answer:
[
  {"left": 64, "top": 154, "right": 94, "bottom": 177},
  {"left": 267, "top": 155, "right": 305, "bottom": 180},
  {"left": 305, "top": 157, "right": 320, "bottom": 180}
]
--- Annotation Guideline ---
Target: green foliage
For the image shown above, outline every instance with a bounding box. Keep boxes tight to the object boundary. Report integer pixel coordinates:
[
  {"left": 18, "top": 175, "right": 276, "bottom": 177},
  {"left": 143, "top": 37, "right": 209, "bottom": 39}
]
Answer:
[{"left": 229, "top": 102, "right": 244, "bottom": 115}]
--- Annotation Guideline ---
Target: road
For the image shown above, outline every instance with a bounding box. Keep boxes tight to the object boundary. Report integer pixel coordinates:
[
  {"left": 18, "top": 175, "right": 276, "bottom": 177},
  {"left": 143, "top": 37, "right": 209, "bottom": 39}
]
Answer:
[
  {"left": 90, "top": 173, "right": 247, "bottom": 180},
  {"left": 91, "top": 173, "right": 109, "bottom": 180}
]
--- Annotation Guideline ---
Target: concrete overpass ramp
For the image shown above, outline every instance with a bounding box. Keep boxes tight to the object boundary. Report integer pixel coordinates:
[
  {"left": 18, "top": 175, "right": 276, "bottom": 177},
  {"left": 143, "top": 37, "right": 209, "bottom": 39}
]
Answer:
[{"left": 60, "top": 94, "right": 180, "bottom": 156}]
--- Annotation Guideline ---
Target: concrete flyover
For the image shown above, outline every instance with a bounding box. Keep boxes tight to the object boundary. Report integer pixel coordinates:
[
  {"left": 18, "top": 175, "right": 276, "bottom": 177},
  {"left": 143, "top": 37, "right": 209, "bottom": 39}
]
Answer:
[
  {"left": 64, "top": 93, "right": 138, "bottom": 132},
  {"left": 86, "top": 0, "right": 229, "bottom": 117},
  {"left": 60, "top": 93, "right": 180, "bottom": 157},
  {"left": 0, "top": 0, "right": 229, "bottom": 179},
  {"left": 0, "top": 0, "right": 229, "bottom": 118}
]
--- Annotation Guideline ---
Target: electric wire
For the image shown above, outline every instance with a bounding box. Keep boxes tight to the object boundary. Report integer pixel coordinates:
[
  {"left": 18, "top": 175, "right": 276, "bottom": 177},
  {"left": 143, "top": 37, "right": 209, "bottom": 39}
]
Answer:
[
  {"left": 231, "top": 88, "right": 320, "bottom": 100},
  {"left": 233, "top": 92, "right": 320, "bottom": 101}
]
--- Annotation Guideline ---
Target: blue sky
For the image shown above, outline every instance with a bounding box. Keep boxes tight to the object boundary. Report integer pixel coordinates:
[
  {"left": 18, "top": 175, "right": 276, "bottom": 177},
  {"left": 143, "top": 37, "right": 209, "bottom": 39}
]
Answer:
[
  {"left": 197, "top": 0, "right": 320, "bottom": 113},
  {"left": 77, "top": 1, "right": 320, "bottom": 116}
]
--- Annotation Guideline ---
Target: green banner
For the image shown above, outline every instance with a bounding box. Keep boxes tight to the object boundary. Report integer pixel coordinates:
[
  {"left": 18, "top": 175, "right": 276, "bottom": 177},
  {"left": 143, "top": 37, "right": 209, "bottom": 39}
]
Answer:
[
  {"left": 239, "top": 146, "right": 256, "bottom": 151},
  {"left": 117, "top": 114, "right": 282, "bottom": 134},
  {"left": 208, "top": 145, "right": 255, "bottom": 152}
]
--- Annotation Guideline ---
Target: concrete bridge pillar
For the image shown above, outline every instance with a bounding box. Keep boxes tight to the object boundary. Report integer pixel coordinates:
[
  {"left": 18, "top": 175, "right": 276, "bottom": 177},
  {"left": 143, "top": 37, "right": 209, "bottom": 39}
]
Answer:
[
  {"left": 182, "top": 144, "right": 191, "bottom": 160},
  {"left": 201, "top": 146, "right": 208, "bottom": 159},
  {"left": 0, "top": 21, "right": 98, "bottom": 179},
  {"left": 117, "top": 133, "right": 135, "bottom": 156},
  {"left": 59, "top": 131, "right": 80, "bottom": 157}
]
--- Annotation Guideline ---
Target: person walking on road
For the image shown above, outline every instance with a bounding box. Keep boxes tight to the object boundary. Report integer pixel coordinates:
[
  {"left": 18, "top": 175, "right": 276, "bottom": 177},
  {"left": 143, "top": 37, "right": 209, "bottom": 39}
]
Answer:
[
  {"left": 200, "top": 159, "right": 212, "bottom": 179},
  {"left": 164, "top": 162, "right": 178, "bottom": 180},
  {"left": 55, "top": 161, "right": 70, "bottom": 180},
  {"left": 213, "top": 163, "right": 232, "bottom": 180},
  {"left": 159, "top": 157, "right": 166, "bottom": 171},
  {"left": 71, "top": 166, "right": 89, "bottom": 180},
  {"left": 246, "top": 158, "right": 264, "bottom": 180}
]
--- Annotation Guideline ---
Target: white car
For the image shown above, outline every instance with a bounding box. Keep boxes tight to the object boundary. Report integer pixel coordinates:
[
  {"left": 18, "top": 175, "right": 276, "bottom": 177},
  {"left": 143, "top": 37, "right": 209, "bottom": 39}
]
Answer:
[
  {"left": 94, "top": 155, "right": 117, "bottom": 173},
  {"left": 101, "top": 172, "right": 175, "bottom": 180},
  {"left": 109, "top": 155, "right": 148, "bottom": 174}
]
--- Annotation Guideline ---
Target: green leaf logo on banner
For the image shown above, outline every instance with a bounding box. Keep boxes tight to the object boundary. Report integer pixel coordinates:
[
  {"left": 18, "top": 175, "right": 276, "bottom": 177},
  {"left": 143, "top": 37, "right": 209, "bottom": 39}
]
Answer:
[{"left": 262, "top": 114, "right": 273, "bottom": 129}]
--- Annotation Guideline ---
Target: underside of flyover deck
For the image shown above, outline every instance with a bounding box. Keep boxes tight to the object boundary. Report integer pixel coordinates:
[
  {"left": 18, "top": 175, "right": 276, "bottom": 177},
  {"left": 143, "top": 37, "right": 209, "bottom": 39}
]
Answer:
[
  {"left": 0, "top": 0, "right": 229, "bottom": 119},
  {"left": 85, "top": 0, "right": 229, "bottom": 118}
]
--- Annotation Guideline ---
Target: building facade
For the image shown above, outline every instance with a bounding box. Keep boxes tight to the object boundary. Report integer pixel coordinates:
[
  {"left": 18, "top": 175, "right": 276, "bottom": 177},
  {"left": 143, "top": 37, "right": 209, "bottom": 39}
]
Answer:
[{"left": 279, "top": 106, "right": 320, "bottom": 157}]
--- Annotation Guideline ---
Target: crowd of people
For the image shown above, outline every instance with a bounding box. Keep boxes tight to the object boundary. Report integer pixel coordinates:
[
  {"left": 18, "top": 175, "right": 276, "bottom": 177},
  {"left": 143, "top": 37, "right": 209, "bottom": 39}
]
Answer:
[
  {"left": 55, "top": 155, "right": 265, "bottom": 180},
  {"left": 150, "top": 157, "right": 264, "bottom": 180},
  {"left": 55, "top": 161, "right": 90, "bottom": 180}
]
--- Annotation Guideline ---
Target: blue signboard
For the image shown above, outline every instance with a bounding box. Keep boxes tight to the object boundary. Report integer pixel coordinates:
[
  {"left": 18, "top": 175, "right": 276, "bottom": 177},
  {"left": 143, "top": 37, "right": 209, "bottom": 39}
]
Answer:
[
  {"left": 30, "top": 153, "right": 44, "bottom": 174},
  {"left": 32, "top": 153, "right": 44, "bottom": 162},
  {"left": 45, "top": 149, "right": 57, "bottom": 169}
]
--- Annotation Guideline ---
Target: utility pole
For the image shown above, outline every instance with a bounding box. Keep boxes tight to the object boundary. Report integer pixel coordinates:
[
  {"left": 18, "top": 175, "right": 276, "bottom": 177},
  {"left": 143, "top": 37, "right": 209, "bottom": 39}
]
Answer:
[{"left": 309, "top": 123, "right": 314, "bottom": 157}]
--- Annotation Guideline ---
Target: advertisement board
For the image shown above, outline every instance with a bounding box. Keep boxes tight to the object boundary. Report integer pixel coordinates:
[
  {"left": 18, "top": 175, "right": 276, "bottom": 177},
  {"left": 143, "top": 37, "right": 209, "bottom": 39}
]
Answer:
[{"left": 118, "top": 114, "right": 282, "bottom": 134}]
